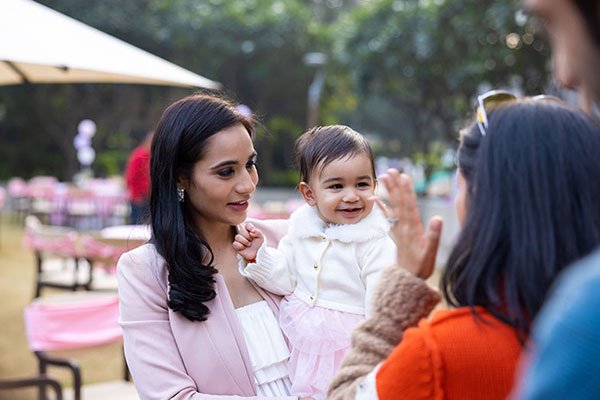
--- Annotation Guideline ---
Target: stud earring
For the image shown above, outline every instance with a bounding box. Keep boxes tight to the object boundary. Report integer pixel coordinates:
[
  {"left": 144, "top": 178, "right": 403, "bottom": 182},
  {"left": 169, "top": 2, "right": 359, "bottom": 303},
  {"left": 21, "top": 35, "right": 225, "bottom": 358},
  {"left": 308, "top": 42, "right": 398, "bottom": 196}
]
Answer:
[{"left": 177, "top": 188, "right": 185, "bottom": 203}]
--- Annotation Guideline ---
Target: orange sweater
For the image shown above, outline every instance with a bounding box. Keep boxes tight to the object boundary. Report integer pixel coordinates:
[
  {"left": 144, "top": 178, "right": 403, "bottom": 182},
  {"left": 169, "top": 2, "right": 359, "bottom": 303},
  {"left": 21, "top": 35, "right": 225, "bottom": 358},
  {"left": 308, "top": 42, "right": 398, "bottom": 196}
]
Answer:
[{"left": 376, "top": 307, "right": 522, "bottom": 400}]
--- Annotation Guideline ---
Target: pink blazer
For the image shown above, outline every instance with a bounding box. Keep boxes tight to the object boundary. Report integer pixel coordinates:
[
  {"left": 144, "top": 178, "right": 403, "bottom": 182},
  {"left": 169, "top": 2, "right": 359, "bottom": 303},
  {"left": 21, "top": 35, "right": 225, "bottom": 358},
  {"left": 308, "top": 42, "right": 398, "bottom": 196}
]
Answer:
[{"left": 117, "top": 219, "right": 295, "bottom": 400}]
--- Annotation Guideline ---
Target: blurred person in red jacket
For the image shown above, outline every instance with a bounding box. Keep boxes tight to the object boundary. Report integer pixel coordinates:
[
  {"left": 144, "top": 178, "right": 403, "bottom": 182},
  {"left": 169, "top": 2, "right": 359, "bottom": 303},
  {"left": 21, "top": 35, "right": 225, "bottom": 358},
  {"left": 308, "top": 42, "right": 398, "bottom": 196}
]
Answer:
[{"left": 125, "top": 131, "right": 153, "bottom": 224}]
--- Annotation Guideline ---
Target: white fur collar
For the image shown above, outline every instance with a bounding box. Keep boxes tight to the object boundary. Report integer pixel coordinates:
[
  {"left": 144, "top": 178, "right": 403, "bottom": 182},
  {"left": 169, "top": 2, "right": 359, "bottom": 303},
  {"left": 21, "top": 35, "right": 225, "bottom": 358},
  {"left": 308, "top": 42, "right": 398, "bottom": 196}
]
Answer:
[{"left": 288, "top": 203, "right": 391, "bottom": 243}]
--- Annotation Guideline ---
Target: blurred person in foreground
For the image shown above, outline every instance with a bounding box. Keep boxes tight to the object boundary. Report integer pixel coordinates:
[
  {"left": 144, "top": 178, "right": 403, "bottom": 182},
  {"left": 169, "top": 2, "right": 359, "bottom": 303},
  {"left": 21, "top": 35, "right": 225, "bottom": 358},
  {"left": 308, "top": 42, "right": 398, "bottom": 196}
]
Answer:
[
  {"left": 125, "top": 130, "right": 153, "bottom": 224},
  {"left": 525, "top": 0, "right": 600, "bottom": 113},
  {"left": 511, "top": 0, "right": 600, "bottom": 398},
  {"left": 327, "top": 97, "right": 600, "bottom": 400}
]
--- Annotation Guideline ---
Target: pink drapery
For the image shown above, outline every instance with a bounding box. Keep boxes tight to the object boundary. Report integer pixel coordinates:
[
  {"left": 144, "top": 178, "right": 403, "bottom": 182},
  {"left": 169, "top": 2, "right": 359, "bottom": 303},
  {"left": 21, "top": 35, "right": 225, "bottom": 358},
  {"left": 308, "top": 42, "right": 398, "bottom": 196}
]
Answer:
[
  {"left": 23, "top": 229, "right": 130, "bottom": 269},
  {"left": 80, "top": 235, "right": 129, "bottom": 266},
  {"left": 22, "top": 230, "right": 80, "bottom": 257},
  {"left": 24, "top": 295, "right": 122, "bottom": 351}
]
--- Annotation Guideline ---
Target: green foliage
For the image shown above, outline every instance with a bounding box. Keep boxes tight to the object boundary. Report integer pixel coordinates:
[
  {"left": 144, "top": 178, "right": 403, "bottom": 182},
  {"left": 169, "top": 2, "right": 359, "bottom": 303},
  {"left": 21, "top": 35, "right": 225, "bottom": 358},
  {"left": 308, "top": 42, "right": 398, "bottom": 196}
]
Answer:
[
  {"left": 95, "top": 149, "right": 129, "bottom": 178},
  {"left": 0, "top": 0, "right": 322, "bottom": 181},
  {"left": 255, "top": 116, "right": 304, "bottom": 185},
  {"left": 328, "top": 0, "right": 550, "bottom": 155},
  {"left": 413, "top": 140, "right": 454, "bottom": 178},
  {"left": 267, "top": 169, "right": 301, "bottom": 187},
  {"left": 0, "top": 0, "right": 551, "bottom": 185}
]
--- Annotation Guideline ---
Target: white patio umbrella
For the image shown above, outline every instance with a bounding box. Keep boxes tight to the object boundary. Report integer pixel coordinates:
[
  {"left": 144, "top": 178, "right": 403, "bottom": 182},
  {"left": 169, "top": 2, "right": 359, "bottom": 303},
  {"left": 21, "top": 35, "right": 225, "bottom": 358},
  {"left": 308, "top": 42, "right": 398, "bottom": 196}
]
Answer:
[{"left": 0, "top": 0, "right": 220, "bottom": 88}]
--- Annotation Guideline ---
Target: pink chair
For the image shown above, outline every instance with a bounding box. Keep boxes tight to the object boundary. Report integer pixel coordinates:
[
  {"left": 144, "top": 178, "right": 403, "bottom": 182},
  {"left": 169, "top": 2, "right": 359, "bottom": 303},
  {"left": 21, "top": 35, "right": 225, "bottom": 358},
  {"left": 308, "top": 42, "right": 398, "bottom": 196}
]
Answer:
[
  {"left": 23, "top": 215, "right": 92, "bottom": 298},
  {"left": 28, "top": 176, "right": 60, "bottom": 225},
  {"left": 66, "top": 188, "right": 98, "bottom": 230},
  {"left": 80, "top": 226, "right": 148, "bottom": 292},
  {"left": 79, "top": 235, "right": 131, "bottom": 292},
  {"left": 23, "top": 292, "right": 138, "bottom": 400}
]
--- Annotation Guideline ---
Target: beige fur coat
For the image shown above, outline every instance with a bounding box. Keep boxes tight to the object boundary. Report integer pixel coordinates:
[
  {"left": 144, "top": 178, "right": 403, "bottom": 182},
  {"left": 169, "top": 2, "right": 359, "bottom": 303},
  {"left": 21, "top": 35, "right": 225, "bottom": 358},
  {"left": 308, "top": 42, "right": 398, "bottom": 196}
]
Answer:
[{"left": 327, "top": 265, "right": 441, "bottom": 400}]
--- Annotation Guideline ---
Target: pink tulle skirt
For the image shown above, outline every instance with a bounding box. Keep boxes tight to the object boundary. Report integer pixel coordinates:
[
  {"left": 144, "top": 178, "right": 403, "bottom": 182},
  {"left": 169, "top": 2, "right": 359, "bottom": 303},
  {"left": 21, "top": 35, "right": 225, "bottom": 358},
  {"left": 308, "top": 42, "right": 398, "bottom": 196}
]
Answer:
[{"left": 279, "top": 295, "right": 365, "bottom": 400}]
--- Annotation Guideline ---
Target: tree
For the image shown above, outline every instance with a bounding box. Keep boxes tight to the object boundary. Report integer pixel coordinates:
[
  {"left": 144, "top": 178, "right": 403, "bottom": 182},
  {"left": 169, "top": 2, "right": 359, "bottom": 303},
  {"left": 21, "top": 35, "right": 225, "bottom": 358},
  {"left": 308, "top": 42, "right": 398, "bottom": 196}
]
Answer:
[
  {"left": 0, "top": 0, "right": 551, "bottom": 183},
  {"left": 0, "top": 0, "right": 320, "bottom": 182},
  {"left": 328, "top": 0, "right": 550, "bottom": 156}
]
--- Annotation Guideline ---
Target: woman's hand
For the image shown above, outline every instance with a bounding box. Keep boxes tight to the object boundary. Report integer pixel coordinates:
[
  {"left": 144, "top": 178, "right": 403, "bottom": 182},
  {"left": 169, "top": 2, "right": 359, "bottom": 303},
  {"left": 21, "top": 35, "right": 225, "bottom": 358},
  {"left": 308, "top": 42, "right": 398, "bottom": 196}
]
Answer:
[{"left": 378, "top": 169, "right": 443, "bottom": 279}]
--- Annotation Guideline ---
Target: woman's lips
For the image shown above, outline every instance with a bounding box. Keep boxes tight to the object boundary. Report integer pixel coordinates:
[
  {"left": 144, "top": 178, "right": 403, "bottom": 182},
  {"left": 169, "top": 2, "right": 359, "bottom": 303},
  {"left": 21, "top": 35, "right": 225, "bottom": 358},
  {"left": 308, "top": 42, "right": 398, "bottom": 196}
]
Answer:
[{"left": 228, "top": 200, "right": 249, "bottom": 212}]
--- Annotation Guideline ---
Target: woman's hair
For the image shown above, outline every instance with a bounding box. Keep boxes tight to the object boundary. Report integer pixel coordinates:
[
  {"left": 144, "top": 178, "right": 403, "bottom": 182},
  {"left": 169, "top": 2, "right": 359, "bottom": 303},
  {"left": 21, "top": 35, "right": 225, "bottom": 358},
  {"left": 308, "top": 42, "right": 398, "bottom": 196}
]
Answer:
[
  {"left": 443, "top": 100, "right": 600, "bottom": 339},
  {"left": 150, "top": 94, "right": 254, "bottom": 322},
  {"left": 295, "top": 125, "right": 375, "bottom": 183}
]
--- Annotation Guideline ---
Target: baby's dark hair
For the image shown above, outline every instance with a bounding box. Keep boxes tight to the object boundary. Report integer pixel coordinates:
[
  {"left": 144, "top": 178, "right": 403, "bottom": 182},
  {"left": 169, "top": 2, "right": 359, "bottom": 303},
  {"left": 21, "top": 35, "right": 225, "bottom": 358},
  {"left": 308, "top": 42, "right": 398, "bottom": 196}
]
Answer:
[{"left": 295, "top": 125, "right": 376, "bottom": 183}]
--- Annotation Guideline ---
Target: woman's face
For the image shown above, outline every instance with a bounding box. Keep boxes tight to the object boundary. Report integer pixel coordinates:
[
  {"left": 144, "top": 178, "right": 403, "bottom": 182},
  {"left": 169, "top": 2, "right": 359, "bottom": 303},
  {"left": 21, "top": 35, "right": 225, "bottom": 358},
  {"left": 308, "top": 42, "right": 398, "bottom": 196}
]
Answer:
[
  {"left": 180, "top": 123, "right": 258, "bottom": 231},
  {"left": 455, "top": 169, "right": 468, "bottom": 226}
]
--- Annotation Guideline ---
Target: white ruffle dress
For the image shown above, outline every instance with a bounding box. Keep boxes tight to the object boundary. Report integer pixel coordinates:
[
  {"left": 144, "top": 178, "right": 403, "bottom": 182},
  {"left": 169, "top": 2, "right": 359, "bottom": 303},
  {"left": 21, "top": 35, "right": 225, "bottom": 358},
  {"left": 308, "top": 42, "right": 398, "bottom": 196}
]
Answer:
[{"left": 235, "top": 300, "right": 293, "bottom": 397}]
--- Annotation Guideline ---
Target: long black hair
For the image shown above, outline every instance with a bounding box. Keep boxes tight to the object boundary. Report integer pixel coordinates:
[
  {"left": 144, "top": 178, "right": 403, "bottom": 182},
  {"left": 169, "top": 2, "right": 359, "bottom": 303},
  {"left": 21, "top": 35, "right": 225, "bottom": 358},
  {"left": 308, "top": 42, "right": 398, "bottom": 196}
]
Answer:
[
  {"left": 150, "top": 94, "right": 254, "bottom": 322},
  {"left": 442, "top": 100, "right": 600, "bottom": 339}
]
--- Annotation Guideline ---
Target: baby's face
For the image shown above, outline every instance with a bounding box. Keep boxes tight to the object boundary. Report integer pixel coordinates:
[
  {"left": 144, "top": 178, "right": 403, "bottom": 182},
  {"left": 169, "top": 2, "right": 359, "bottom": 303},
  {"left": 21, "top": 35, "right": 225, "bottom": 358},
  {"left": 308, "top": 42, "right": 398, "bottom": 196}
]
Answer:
[{"left": 302, "top": 153, "right": 376, "bottom": 225}]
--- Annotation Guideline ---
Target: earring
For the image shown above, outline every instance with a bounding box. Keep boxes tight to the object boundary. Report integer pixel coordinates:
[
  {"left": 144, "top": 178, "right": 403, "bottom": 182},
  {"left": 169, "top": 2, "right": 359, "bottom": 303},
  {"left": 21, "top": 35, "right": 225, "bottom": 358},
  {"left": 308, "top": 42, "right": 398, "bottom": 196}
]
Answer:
[{"left": 177, "top": 188, "right": 185, "bottom": 203}]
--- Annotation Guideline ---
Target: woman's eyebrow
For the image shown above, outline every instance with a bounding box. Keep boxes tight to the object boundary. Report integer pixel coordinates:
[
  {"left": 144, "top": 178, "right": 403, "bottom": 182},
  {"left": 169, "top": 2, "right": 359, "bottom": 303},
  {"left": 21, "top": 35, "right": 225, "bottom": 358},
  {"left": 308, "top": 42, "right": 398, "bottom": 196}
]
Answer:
[
  {"left": 209, "top": 152, "right": 257, "bottom": 170},
  {"left": 209, "top": 160, "right": 238, "bottom": 170}
]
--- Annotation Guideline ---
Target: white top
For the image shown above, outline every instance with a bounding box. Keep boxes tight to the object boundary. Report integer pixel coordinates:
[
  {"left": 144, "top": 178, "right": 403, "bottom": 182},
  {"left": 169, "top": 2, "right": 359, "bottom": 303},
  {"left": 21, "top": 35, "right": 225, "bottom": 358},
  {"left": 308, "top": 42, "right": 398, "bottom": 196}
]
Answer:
[
  {"left": 240, "top": 204, "right": 397, "bottom": 316},
  {"left": 235, "top": 301, "right": 292, "bottom": 397}
]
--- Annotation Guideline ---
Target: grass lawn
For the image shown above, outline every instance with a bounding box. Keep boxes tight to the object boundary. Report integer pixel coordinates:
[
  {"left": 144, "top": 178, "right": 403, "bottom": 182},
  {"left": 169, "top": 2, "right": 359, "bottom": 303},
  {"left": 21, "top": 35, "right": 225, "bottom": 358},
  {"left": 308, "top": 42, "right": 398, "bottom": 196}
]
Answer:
[{"left": 0, "top": 215, "right": 124, "bottom": 400}]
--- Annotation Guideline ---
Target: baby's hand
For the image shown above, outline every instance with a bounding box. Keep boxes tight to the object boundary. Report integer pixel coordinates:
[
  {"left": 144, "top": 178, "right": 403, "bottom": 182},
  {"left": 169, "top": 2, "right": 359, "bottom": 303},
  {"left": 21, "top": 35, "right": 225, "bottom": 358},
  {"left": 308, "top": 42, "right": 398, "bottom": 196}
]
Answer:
[{"left": 233, "top": 222, "right": 265, "bottom": 262}]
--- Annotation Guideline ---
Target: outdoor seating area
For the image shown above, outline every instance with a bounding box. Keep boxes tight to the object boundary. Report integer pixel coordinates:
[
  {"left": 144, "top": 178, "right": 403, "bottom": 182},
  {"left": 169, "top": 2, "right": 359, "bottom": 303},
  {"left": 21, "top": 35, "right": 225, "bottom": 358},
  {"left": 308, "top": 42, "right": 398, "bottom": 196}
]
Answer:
[
  {"left": 22, "top": 292, "right": 137, "bottom": 400},
  {"left": 23, "top": 215, "right": 149, "bottom": 298},
  {"left": 0, "top": 179, "right": 301, "bottom": 399},
  {"left": 0, "top": 197, "right": 148, "bottom": 399},
  {"left": 0, "top": 288, "right": 138, "bottom": 400},
  {"left": 7, "top": 177, "right": 129, "bottom": 230},
  {"left": 0, "top": 181, "right": 301, "bottom": 399}
]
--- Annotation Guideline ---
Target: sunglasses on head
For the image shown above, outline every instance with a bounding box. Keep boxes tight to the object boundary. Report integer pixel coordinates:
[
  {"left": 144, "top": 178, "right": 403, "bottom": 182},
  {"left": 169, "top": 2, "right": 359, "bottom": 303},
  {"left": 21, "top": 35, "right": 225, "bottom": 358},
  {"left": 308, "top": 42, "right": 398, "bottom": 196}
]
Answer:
[{"left": 475, "top": 90, "right": 562, "bottom": 136}]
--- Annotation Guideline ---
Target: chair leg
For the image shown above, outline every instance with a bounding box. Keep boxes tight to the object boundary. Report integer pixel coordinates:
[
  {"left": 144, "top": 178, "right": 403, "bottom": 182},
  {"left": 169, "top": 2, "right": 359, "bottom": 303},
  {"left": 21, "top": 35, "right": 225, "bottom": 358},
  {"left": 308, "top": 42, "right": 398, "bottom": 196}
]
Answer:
[
  {"left": 45, "top": 376, "right": 63, "bottom": 400},
  {"left": 72, "top": 257, "right": 80, "bottom": 291},
  {"left": 0, "top": 375, "right": 62, "bottom": 400},
  {"left": 36, "top": 351, "right": 81, "bottom": 400},
  {"left": 34, "top": 281, "right": 42, "bottom": 299},
  {"left": 37, "top": 354, "right": 48, "bottom": 400},
  {"left": 34, "top": 252, "right": 44, "bottom": 299},
  {"left": 83, "top": 258, "right": 94, "bottom": 291}
]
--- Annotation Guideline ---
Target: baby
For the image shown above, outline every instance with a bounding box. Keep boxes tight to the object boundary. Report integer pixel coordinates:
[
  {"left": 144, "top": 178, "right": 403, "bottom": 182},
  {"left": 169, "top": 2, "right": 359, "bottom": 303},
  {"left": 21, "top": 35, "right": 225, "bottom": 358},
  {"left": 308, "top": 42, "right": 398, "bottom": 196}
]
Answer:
[{"left": 234, "top": 125, "right": 396, "bottom": 400}]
